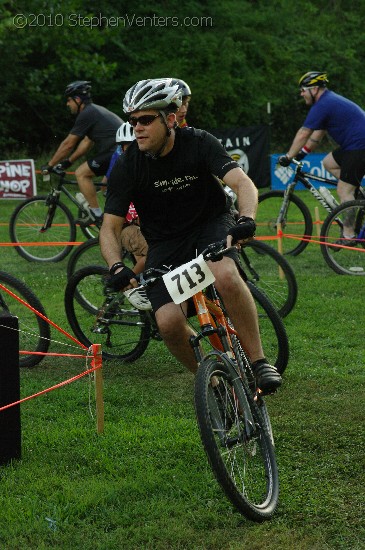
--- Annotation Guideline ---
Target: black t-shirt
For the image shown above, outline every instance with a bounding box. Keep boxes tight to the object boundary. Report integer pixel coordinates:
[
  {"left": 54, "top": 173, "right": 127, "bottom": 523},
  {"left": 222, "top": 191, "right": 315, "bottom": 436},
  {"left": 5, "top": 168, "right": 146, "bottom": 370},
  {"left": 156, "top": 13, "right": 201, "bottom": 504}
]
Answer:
[
  {"left": 70, "top": 103, "right": 123, "bottom": 154},
  {"left": 105, "top": 127, "right": 240, "bottom": 243}
]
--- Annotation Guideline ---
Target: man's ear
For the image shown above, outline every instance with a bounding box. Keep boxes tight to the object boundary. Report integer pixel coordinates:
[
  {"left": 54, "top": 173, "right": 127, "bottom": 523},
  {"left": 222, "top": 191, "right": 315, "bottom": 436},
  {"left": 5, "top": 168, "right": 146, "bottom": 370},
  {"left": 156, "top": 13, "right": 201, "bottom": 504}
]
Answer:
[{"left": 166, "top": 112, "right": 176, "bottom": 128}]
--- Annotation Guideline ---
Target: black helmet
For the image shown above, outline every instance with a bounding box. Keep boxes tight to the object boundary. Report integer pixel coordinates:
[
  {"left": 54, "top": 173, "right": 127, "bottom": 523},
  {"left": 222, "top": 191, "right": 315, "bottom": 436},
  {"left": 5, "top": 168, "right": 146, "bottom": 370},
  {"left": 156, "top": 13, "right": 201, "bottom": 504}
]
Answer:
[
  {"left": 299, "top": 71, "right": 328, "bottom": 88},
  {"left": 65, "top": 80, "right": 92, "bottom": 99},
  {"left": 172, "top": 78, "right": 191, "bottom": 98}
]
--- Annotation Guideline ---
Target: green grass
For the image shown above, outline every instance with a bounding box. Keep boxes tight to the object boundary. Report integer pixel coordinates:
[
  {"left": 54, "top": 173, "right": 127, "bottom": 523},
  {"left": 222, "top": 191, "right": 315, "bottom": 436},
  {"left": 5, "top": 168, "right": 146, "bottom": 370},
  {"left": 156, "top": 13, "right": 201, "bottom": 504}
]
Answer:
[{"left": 0, "top": 193, "right": 364, "bottom": 550}]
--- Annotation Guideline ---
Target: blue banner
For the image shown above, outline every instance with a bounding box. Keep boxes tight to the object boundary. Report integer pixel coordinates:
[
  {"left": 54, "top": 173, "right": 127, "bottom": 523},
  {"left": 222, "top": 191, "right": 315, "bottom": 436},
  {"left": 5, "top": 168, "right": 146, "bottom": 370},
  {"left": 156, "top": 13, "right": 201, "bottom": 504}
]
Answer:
[{"left": 271, "top": 154, "right": 337, "bottom": 190}]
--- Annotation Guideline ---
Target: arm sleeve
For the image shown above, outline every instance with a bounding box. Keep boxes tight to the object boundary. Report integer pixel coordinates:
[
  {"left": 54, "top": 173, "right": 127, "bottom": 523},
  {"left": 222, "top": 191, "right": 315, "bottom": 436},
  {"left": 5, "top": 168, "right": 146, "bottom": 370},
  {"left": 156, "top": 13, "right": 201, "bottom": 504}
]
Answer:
[{"left": 200, "top": 131, "right": 240, "bottom": 179}]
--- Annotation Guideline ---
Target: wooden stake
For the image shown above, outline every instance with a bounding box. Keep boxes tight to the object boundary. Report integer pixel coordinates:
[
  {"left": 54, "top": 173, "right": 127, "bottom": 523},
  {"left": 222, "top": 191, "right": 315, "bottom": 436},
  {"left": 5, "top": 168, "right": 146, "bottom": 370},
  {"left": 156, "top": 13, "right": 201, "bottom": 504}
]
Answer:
[
  {"left": 91, "top": 344, "right": 104, "bottom": 434},
  {"left": 277, "top": 223, "right": 285, "bottom": 280},
  {"left": 314, "top": 207, "right": 321, "bottom": 237}
]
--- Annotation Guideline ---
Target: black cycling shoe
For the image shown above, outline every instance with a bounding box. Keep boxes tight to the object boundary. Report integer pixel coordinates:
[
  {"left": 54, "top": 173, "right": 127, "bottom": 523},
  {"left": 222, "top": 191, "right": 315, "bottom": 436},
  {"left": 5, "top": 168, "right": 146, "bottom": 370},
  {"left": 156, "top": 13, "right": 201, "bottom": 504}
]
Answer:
[
  {"left": 333, "top": 236, "right": 358, "bottom": 251},
  {"left": 252, "top": 359, "right": 282, "bottom": 394}
]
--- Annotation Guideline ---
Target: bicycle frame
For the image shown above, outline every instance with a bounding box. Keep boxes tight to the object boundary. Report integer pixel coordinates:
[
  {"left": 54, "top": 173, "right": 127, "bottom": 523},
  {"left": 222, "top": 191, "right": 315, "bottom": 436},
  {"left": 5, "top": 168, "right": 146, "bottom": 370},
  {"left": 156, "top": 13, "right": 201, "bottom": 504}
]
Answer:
[{"left": 189, "top": 286, "right": 238, "bottom": 364}]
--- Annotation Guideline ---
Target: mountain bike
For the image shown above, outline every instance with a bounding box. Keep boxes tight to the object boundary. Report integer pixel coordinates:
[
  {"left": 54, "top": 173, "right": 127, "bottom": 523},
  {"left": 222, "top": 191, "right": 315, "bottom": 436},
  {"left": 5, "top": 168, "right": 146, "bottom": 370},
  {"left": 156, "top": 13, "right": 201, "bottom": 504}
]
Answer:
[
  {"left": 257, "top": 158, "right": 365, "bottom": 256},
  {"left": 66, "top": 237, "right": 298, "bottom": 318},
  {"left": 64, "top": 244, "right": 289, "bottom": 374},
  {"left": 0, "top": 271, "right": 50, "bottom": 367},
  {"left": 88, "top": 240, "right": 280, "bottom": 520},
  {"left": 9, "top": 167, "right": 105, "bottom": 263},
  {"left": 319, "top": 199, "right": 365, "bottom": 275}
]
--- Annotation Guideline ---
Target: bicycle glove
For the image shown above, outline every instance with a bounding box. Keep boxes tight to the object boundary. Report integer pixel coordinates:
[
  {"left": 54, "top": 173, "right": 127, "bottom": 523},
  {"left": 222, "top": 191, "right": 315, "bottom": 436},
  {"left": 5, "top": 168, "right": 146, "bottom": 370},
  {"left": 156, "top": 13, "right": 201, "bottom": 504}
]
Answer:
[
  {"left": 56, "top": 159, "right": 72, "bottom": 170},
  {"left": 278, "top": 155, "right": 291, "bottom": 167},
  {"left": 107, "top": 266, "right": 136, "bottom": 291},
  {"left": 41, "top": 164, "right": 53, "bottom": 174},
  {"left": 294, "top": 146, "right": 311, "bottom": 162},
  {"left": 228, "top": 216, "right": 256, "bottom": 244}
]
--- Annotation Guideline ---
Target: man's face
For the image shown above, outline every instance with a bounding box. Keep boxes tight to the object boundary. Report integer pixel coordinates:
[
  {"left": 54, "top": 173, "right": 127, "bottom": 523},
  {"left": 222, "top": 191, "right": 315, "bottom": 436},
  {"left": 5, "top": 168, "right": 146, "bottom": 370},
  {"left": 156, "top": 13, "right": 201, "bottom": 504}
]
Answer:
[
  {"left": 66, "top": 96, "right": 81, "bottom": 114},
  {"left": 176, "top": 96, "right": 191, "bottom": 125},
  {"left": 130, "top": 110, "right": 170, "bottom": 154},
  {"left": 300, "top": 86, "right": 319, "bottom": 105}
]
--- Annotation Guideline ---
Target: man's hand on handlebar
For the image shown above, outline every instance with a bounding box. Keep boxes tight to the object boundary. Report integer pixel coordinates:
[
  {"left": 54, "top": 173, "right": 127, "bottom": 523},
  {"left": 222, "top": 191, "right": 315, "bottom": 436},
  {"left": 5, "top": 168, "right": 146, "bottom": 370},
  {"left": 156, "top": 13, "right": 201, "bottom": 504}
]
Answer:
[
  {"left": 227, "top": 216, "right": 256, "bottom": 246},
  {"left": 278, "top": 155, "right": 291, "bottom": 167},
  {"left": 107, "top": 265, "right": 138, "bottom": 292}
]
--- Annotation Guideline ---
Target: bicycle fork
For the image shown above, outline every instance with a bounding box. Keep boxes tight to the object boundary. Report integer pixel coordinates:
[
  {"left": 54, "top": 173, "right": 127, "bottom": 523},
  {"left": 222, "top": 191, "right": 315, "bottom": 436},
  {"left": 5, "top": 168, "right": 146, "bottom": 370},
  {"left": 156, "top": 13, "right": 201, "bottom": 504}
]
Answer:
[{"left": 41, "top": 190, "right": 61, "bottom": 232}]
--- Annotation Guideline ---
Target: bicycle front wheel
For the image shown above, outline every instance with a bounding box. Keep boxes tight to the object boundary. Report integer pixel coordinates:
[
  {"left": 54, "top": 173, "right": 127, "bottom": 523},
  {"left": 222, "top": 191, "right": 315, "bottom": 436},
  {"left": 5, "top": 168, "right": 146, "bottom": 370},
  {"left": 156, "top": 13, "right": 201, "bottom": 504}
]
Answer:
[
  {"left": 64, "top": 265, "right": 151, "bottom": 361},
  {"left": 0, "top": 271, "right": 50, "bottom": 367},
  {"left": 320, "top": 200, "right": 365, "bottom": 275},
  {"left": 241, "top": 240, "right": 298, "bottom": 318},
  {"left": 256, "top": 191, "right": 313, "bottom": 256},
  {"left": 9, "top": 196, "right": 76, "bottom": 262},
  {"left": 194, "top": 356, "right": 279, "bottom": 521},
  {"left": 247, "top": 281, "right": 289, "bottom": 374}
]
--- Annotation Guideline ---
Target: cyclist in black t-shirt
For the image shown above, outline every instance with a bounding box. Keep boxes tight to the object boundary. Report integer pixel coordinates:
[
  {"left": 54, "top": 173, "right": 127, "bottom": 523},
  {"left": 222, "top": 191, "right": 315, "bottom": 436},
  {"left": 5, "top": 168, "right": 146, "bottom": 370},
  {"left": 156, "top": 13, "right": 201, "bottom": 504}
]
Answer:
[
  {"left": 42, "top": 81, "right": 123, "bottom": 226},
  {"left": 100, "top": 78, "right": 282, "bottom": 394}
]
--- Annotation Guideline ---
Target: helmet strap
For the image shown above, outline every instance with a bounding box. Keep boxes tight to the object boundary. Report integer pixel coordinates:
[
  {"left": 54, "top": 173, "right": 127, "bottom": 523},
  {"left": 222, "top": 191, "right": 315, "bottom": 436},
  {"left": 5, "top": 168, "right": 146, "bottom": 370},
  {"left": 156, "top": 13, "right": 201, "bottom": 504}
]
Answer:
[{"left": 144, "top": 112, "right": 173, "bottom": 160}]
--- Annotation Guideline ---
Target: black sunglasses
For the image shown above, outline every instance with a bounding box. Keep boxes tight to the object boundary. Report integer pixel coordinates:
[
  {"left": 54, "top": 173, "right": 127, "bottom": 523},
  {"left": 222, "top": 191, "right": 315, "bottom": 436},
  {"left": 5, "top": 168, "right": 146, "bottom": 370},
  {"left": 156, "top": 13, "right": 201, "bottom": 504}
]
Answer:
[{"left": 128, "top": 114, "right": 160, "bottom": 127}]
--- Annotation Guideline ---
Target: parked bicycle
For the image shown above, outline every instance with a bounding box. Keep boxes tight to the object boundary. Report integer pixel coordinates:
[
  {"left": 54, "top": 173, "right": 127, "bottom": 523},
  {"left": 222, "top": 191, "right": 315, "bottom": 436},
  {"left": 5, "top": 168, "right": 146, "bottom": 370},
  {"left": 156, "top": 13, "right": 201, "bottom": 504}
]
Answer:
[
  {"left": 0, "top": 271, "right": 50, "bottom": 367},
  {"left": 66, "top": 237, "right": 298, "bottom": 318},
  {"left": 320, "top": 199, "right": 365, "bottom": 275},
  {"left": 256, "top": 158, "right": 365, "bottom": 256},
  {"left": 64, "top": 242, "right": 289, "bottom": 375},
  {"left": 66, "top": 241, "right": 282, "bottom": 519},
  {"left": 9, "top": 167, "right": 105, "bottom": 263}
]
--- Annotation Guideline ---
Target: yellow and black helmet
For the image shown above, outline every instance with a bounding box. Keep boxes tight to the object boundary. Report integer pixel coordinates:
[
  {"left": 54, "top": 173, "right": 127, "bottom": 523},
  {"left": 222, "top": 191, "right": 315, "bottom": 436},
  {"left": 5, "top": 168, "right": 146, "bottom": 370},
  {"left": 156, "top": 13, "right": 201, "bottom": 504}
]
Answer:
[{"left": 299, "top": 71, "right": 328, "bottom": 88}]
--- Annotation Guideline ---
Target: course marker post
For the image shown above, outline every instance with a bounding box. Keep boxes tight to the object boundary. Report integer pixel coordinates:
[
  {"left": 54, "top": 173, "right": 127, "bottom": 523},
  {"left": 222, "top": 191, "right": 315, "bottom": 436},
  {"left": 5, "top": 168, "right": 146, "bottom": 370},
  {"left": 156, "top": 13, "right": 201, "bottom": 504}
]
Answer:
[{"left": 92, "top": 344, "right": 104, "bottom": 434}]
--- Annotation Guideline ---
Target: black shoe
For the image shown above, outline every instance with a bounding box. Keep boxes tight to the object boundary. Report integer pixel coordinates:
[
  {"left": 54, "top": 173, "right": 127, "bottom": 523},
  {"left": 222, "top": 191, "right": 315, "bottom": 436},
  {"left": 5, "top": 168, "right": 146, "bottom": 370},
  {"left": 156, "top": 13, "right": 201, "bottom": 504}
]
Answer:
[
  {"left": 76, "top": 214, "right": 103, "bottom": 228},
  {"left": 333, "top": 236, "right": 358, "bottom": 251},
  {"left": 252, "top": 359, "right": 282, "bottom": 394}
]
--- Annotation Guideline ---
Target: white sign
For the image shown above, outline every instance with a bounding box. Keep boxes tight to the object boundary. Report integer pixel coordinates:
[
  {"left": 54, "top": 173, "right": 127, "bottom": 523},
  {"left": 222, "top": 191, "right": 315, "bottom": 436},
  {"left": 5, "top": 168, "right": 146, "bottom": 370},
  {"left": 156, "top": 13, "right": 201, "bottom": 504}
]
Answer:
[
  {"left": 163, "top": 255, "right": 215, "bottom": 304},
  {"left": 0, "top": 159, "right": 37, "bottom": 199}
]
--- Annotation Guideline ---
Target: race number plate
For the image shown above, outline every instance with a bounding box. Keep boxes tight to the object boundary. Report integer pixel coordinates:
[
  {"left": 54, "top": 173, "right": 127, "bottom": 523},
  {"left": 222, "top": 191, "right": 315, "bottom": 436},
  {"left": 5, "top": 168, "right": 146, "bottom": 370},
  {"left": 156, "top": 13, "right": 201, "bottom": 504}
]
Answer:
[{"left": 163, "top": 254, "right": 215, "bottom": 304}]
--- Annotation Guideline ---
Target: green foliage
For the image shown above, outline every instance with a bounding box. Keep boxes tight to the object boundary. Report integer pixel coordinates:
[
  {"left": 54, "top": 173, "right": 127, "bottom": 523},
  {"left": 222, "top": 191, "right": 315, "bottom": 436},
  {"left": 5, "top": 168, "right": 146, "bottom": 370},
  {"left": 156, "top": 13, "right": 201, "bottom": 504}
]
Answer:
[{"left": 1, "top": 1, "right": 365, "bottom": 153}]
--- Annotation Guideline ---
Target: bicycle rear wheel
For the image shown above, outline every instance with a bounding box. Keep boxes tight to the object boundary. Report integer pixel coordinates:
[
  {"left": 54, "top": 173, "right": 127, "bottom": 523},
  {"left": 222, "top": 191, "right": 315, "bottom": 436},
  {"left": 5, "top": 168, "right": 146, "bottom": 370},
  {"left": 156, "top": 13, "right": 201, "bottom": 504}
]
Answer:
[
  {"left": 9, "top": 196, "right": 76, "bottom": 262},
  {"left": 194, "top": 355, "right": 279, "bottom": 521},
  {"left": 320, "top": 200, "right": 365, "bottom": 275},
  {"left": 256, "top": 191, "right": 313, "bottom": 256},
  {"left": 241, "top": 240, "right": 298, "bottom": 317},
  {"left": 0, "top": 271, "right": 50, "bottom": 367},
  {"left": 64, "top": 265, "right": 151, "bottom": 361},
  {"left": 246, "top": 281, "right": 289, "bottom": 375}
]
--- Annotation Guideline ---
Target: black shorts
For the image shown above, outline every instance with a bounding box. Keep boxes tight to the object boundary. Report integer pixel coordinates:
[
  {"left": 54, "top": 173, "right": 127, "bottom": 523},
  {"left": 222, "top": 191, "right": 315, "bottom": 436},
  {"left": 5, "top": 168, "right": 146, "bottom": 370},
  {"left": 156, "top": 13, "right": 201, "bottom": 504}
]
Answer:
[
  {"left": 332, "top": 148, "right": 365, "bottom": 187},
  {"left": 145, "top": 211, "right": 239, "bottom": 312},
  {"left": 87, "top": 151, "right": 115, "bottom": 177}
]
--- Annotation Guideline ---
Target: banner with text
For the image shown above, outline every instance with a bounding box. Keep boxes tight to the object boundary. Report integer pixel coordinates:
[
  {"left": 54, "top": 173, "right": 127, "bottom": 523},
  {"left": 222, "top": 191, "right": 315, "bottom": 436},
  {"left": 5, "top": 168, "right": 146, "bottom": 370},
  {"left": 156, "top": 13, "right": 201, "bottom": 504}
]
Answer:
[
  {"left": 271, "top": 154, "right": 337, "bottom": 190},
  {"left": 209, "top": 125, "right": 270, "bottom": 189},
  {"left": 0, "top": 159, "right": 37, "bottom": 199}
]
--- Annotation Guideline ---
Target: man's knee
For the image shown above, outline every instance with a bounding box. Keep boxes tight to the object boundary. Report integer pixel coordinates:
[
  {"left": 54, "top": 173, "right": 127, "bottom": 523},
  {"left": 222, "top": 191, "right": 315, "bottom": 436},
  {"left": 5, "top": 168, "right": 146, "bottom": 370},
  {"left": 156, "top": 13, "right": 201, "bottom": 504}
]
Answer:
[
  {"left": 155, "top": 306, "right": 186, "bottom": 341},
  {"left": 75, "top": 162, "right": 94, "bottom": 179}
]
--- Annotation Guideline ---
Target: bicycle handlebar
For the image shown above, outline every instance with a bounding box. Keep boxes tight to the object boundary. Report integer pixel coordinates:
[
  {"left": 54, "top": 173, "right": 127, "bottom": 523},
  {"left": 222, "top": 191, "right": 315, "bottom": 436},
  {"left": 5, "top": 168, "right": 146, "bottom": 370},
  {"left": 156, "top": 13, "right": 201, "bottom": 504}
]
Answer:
[{"left": 135, "top": 240, "right": 236, "bottom": 289}]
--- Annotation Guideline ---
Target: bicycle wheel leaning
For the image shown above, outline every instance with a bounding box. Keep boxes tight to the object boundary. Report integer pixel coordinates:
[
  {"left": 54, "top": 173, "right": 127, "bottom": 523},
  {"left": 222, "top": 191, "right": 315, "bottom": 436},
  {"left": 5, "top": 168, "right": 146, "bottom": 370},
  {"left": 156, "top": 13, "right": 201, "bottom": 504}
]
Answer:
[
  {"left": 194, "top": 354, "right": 279, "bottom": 521},
  {"left": 9, "top": 196, "right": 76, "bottom": 262},
  {"left": 0, "top": 271, "right": 50, "bottom": 367},
  {"left": 256, "top": 190, "right": 313, "bottom": 256},
  {"left": 320, "top": 200, "right": 365, "bottom": 275},
  {"left": 64, "top": 265, "right": 151, "bottom": 361},
  {"left": 241, "top": 240, "right": 298, "bottom": 318}
]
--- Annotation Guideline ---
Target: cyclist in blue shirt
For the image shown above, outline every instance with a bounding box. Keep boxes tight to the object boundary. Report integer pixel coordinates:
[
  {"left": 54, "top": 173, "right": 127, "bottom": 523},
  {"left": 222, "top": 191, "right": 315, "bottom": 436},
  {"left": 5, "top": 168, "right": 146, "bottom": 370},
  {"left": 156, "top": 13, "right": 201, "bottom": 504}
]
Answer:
[{"left": 279, "top": 71, "right": 365, "bottom": 244}]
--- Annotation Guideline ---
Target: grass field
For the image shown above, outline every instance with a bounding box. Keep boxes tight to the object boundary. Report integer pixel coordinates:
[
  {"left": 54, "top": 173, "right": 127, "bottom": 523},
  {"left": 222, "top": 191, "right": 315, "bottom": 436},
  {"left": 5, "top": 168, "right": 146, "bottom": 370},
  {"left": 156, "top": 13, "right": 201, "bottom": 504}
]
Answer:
[{"left": 0, "top": 192, "right": 364, "bottom": 550}]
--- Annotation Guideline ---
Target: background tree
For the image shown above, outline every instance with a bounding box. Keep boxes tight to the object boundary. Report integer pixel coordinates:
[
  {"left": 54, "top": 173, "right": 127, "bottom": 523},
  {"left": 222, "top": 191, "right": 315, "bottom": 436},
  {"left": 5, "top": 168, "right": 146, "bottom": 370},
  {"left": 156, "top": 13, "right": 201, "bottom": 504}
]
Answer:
[{"left": 1, "top": 0, "right": 365, "bottom": 154}]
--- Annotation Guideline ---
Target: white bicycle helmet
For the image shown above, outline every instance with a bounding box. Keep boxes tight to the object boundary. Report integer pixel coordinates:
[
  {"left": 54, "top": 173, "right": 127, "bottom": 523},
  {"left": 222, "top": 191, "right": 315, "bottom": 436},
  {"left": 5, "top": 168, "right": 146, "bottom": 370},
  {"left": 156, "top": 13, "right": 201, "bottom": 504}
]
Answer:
[
  {"left": 123, "top": 78, "right": 182, "bottom": 114},
  {"left": 116, "top": 122, "right": 136, "bottom": 143}
]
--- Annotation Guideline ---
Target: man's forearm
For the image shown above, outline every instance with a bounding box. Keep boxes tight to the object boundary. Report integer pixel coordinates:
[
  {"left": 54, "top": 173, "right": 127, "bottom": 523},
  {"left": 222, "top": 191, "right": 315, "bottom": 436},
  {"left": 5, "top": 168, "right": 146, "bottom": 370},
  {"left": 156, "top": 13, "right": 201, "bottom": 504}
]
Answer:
[{"left": 99, "top": 215, "right": 125, "bottom": 269}]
